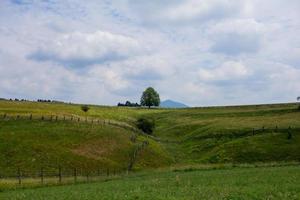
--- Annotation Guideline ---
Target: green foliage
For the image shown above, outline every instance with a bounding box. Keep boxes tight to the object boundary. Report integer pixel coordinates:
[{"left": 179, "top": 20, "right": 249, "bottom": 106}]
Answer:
[
  {"left": 81, "top": 105, "right": 90, "bottom": 113},
  {"left": 140, "top": 87, "right": 160, "bottom": 108},
  {"left": 1, "top": 166, "right": 299, "bottom": 199},
  {"left": 136, "top": 117, "right": 155, "bottom": 134}
]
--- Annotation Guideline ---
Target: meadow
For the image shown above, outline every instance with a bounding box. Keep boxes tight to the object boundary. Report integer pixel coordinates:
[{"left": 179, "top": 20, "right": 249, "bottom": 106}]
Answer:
[
  {"left": 0, "top": 165, "right": 299, "bottom": 200},
  {"left": 0, "top": 100, "right": 299, "bottom": 198}
]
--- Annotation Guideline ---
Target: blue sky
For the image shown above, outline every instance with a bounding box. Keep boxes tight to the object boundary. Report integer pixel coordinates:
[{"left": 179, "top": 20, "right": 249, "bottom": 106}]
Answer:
[{"left": 0, "top": 0, "right": 299, "bottom": 106}]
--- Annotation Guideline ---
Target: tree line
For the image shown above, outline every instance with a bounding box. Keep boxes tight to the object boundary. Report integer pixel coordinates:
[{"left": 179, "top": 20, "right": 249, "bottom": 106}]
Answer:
[{"left": 117, "top": 87, "right": 160, "bottom": 108}]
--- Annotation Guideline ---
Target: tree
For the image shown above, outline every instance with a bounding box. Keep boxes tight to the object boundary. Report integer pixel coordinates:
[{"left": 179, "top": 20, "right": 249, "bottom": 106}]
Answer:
[
  {"left": 140, "top": 87, "right": 160, "bottom": 109},
  {"left": 81, "top": 105, "right": 90, "bottom": 113},
  {"left": 125, "top": 101, "right": 131, "bottom": 107},
  {"left": 136, "top": 117, "right": 155, "bottom": 134},
  {"left": 297, "top": 97, "right": 300, "bottom": 110}
]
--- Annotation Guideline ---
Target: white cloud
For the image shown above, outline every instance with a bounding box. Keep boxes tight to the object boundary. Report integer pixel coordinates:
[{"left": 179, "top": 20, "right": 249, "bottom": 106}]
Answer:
[
  {"left": 208, "top": 19, "right": 265, "bottom": 55},
  {"left": 118, "top": 0, "right": 247, "bottom": 26},
  {"left": 198, "top": 61, "right": 250, "bottom": 81},
  {"left": 29, "top": 31, "right": 142, "bottom": 67},
  {"left": 163, "top": 0, "right": 244, "bottom": 22}
]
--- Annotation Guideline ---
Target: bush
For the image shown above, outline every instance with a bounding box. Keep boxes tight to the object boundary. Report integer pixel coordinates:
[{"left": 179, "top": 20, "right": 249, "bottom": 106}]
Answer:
[
  {"left": 81, "top": 105, "right": 90, "bottom": 113},
  {"left": 136, "top": 117, "right": 155, "bottom": 134}
]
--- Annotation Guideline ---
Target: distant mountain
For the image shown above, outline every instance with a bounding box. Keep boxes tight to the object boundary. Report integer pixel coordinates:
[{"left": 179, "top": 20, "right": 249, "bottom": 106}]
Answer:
[{"left": 160, "top": 100, "right": 188, "bottom": 108}]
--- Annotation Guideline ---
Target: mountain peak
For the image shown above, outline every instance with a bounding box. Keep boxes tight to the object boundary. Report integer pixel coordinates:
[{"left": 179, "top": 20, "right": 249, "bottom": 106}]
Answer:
[{"left": 160, "top": 99, "right": 188, "bottom": 108}]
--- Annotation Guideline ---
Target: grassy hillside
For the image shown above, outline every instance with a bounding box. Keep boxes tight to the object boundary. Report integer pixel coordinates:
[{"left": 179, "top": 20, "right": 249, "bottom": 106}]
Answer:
[
  {"left": 0, "top": 114, "right": 172, "bottom": 175},
  {"left": 1, "top": 165, "right": 299, "bottom": 199},
  {"left": 146, "top": 103, "right": 300, "bottom": 164},
  {"left": 0, "top": 100, "right": 299, "bottom": 174}
]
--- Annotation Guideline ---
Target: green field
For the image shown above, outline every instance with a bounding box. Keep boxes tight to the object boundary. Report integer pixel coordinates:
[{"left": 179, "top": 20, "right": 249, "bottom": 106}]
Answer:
[
  {"left": 0, "top": 100, "right": 300, "bottom": 198},
  {"left": 0, "top": 166, "right": 299, "bottom": 200},
  {"left": 0, "top": 100, "right": 300, "bottom": 172}
]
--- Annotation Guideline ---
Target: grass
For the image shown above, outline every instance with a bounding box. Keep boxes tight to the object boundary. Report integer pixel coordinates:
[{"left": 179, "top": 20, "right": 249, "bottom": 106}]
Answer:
[
  {"left": 0, "top": 118, "right": 172, "bottom": 176},
  {"left": 0, "top": 165, "right": 299, "bottom": 199},
  {"left": 0, "top": 174, "right": 123, "bottom": 191},
  {"left": 0, "top": 100, "right": 299, "bottom": 172},
  {"left": 0, "top": 100, "right": 300, "bottom": 198},
  {"left": 147, "top": 103, "right": 300, "bottom": 164}
]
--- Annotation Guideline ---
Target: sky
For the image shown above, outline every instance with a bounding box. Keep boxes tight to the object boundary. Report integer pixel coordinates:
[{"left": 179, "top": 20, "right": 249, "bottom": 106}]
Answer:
[{"left": 0, "top": 0, "right": 299, "bottom": 106}]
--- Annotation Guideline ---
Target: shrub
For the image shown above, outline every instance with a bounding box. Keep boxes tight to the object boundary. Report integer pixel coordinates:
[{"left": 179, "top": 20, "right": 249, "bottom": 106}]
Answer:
[
  {"left": 81, "top": 105, "right": 90, "bottom": 113},
  {"left": 136, "top": 117, "right": 155, "bottom": 134}
]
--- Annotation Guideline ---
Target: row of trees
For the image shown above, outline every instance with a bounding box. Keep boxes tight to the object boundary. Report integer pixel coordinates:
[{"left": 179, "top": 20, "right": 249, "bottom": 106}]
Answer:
[
  {"left": 117, "top": 101, "right": 140, "bottom": 107},
  {"left": 0, "top": 98, "right": 66, "bottom": 103},
  {"left": 116, "top": 87, "right": 161, "bottom": 109}
]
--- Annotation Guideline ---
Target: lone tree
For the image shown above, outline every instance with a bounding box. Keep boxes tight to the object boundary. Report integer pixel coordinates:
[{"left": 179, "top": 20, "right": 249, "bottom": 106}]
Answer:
[
  {"left": 140, "top": 87, "right": 160, "bottom": 109},
  {"left": 81, "top": 105, "right": 90, "bottom": 113}
]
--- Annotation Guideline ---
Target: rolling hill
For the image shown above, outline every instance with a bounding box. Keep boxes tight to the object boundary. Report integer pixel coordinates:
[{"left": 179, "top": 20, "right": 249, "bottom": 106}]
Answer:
[{"left": 0, "top": 100, "right": 299, "bottom": 175}]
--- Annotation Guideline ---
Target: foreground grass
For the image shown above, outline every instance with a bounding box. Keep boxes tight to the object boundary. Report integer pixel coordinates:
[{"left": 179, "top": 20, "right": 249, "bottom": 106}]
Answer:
[{"left": 0, "top": 166, "right": 299, "bottom": 200}]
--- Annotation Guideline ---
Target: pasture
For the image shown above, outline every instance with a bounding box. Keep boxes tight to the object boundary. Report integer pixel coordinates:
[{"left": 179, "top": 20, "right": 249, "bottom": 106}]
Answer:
[
  {"left": 0, "top": 165, "right": 299, "bottom": 200},
  {"left": 0, "top": 100, "right": 299, "bottom": 199}
]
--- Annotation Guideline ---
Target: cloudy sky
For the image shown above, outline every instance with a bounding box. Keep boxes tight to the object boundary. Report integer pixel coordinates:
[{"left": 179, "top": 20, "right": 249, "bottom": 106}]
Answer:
[{"left": 0, "top": 0, "right": 299, "bottom": 106}]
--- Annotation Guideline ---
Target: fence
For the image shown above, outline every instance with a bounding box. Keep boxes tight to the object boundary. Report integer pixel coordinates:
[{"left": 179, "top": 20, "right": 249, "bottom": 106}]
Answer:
[
  {"left": 0, "top": 113, "right": 161, "bottom": 142},
  {"left": 0, "top": 113, "right": 298, "bottom": 188},
  {"left": 0, "top": 166, "right": 128, "bottom": 189},
  {"left": 186, "top": 126, "right": 298, "bottom": 142},
  {"left": 0, "top": 113, "right": 141, "bottom": 133},
  {"left": 0, "top": 113, "right": 151, "bottom": 189}
]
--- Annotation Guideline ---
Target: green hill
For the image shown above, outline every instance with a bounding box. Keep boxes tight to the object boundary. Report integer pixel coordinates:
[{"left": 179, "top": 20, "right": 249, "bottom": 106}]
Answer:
[
  {"left": 0, "top": 100, "right": 299, "bottom": 175},
  {"left": 148, "top": 104, "right": 300, "bottom": 164}
]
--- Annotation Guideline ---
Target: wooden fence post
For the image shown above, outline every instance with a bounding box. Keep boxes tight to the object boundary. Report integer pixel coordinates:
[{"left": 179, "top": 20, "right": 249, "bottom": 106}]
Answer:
[
  {"left": 3, "top": 113, "right": 6, "bottom": 119},
  {"left": 86, "top": 172, "right": 89, "bottom": 182},
  {"left": 40, "top": 167, "right": 44, "bottom": 184},
  {"left": 287, "top": 126, "right": 292, "bottom": 140},
  {"left": 58, "top": 167, "right": 62, "bottom": 183},
  {"left": 74, "top": 168, "right": 77, "bottom": 183},
  {"left": 29, "top": 114, "right": 32, "bottom": 120},
  {"left": 17, "top": 168, "right": 21, "bottom": 185},
  {"left": 41, "top": 116, "right": 44, "bottom": 120}
]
